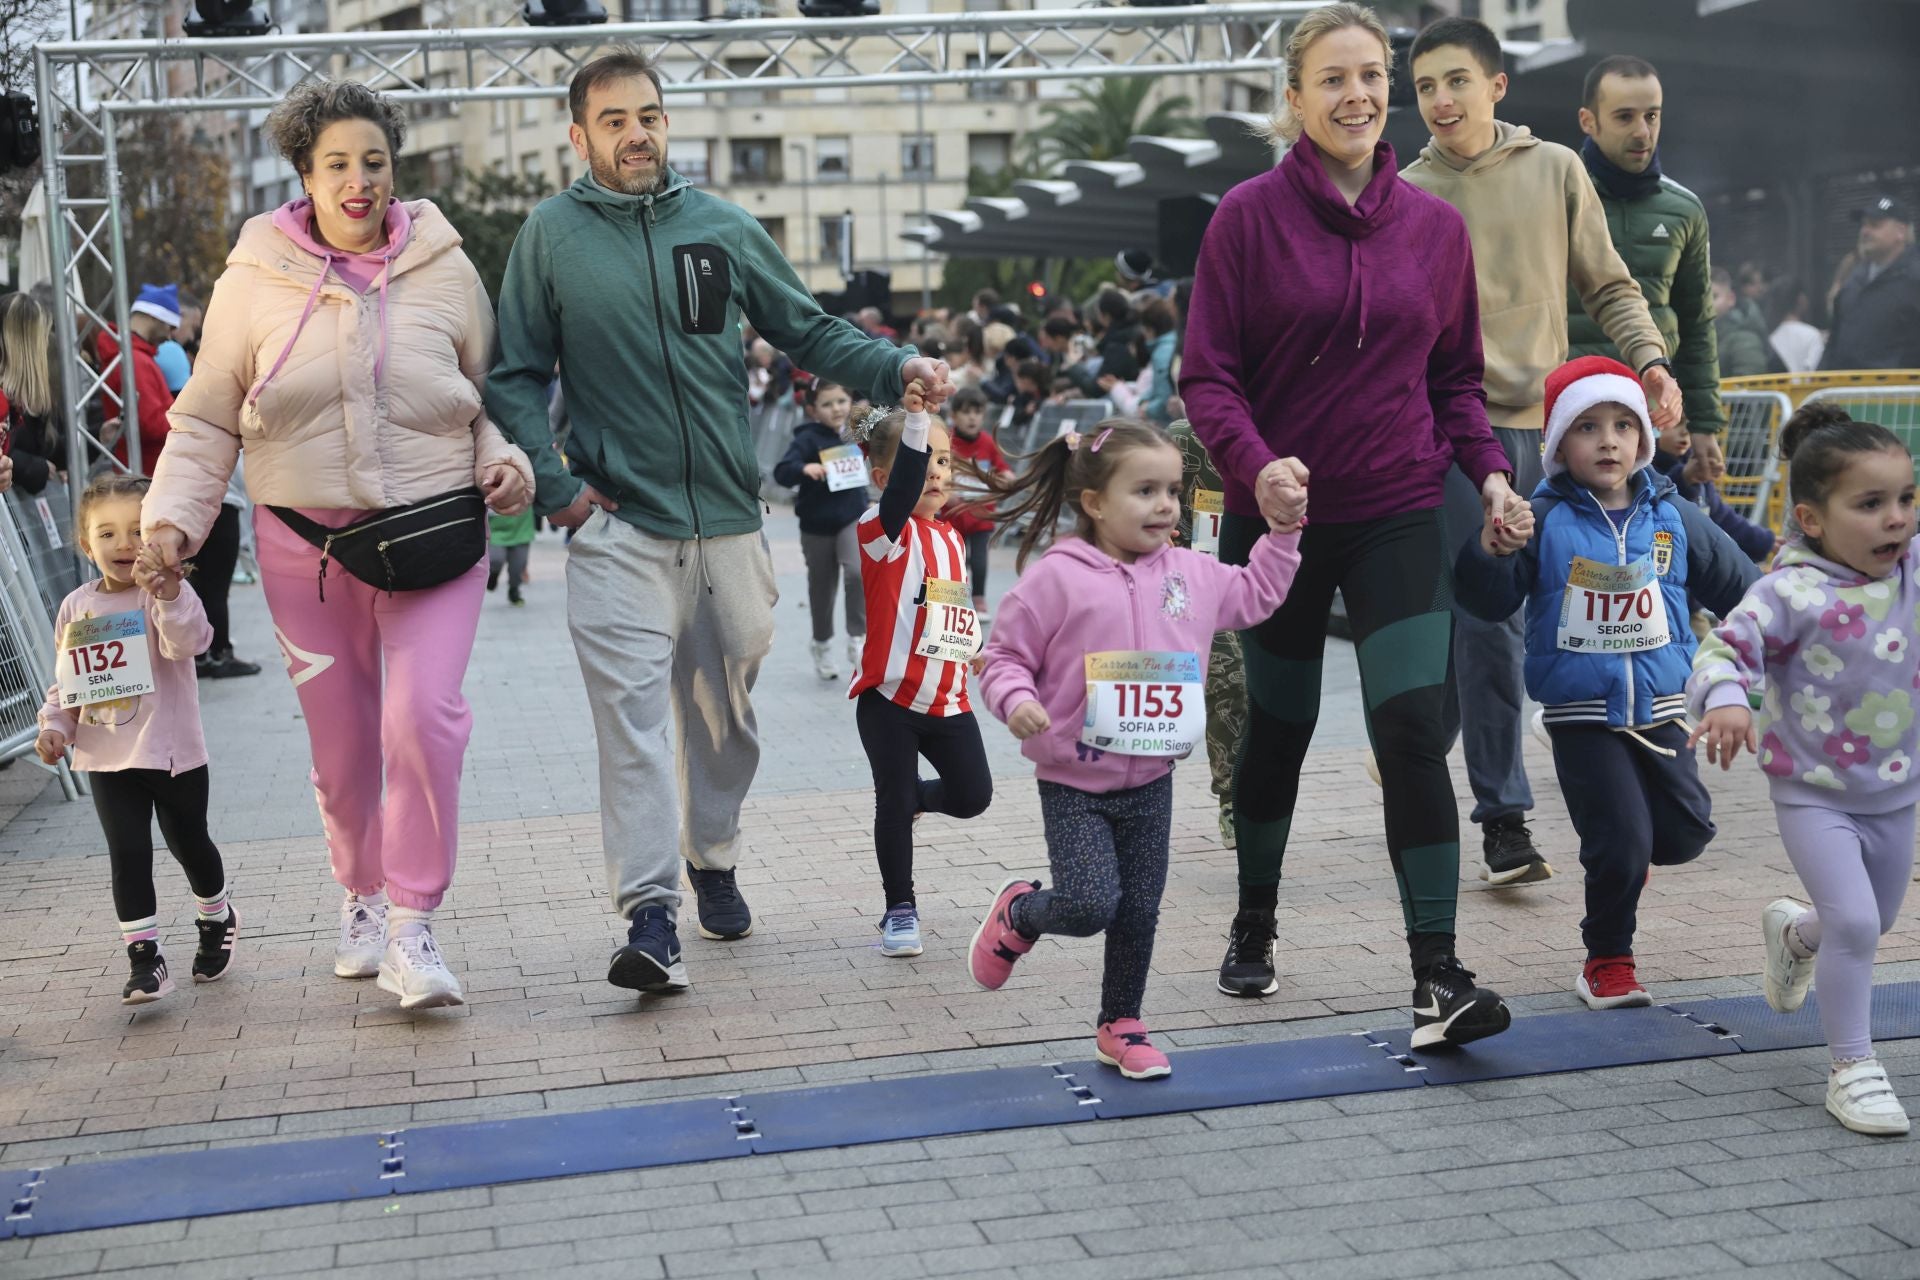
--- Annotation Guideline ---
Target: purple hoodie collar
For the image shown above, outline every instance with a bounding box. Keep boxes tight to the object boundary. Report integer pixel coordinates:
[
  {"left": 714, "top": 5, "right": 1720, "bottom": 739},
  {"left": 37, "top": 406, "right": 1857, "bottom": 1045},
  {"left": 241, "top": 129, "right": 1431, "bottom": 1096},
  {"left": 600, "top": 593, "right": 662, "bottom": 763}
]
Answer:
[{"left": 1281, "top": 137, "right": 1400, "bottom": 240}]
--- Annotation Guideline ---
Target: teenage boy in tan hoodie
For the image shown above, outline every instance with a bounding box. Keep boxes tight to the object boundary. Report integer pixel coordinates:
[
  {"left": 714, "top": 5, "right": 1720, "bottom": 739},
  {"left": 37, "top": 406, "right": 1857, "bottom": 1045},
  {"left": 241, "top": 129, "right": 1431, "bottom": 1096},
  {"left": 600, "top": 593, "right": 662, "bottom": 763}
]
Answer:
[{"left": 1402, "top": 16, "right": 1684, "bottom": 888}]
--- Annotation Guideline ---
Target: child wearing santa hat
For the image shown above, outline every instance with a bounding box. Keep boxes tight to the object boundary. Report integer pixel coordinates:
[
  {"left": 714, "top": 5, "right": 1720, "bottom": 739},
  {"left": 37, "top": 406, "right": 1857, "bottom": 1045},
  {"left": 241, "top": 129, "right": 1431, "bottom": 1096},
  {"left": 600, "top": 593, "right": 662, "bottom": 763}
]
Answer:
[{"left": 1453, "top": 356, "right": 1761, "bottom": 1009}]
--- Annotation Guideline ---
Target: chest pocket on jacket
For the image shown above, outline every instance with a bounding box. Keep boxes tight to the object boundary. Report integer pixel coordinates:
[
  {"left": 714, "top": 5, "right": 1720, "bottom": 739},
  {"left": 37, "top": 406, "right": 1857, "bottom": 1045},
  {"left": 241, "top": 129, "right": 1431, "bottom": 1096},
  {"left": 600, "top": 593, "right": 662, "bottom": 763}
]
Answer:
[{"left": 674, "top": 243, "right": 732, "bottom": 335}]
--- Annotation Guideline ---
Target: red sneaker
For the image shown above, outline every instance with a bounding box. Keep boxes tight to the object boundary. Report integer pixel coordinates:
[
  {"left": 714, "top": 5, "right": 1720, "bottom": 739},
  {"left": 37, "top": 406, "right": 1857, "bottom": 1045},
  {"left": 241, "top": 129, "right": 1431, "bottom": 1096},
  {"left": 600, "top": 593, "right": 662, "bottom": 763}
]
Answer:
[
  {"left": 1577, "top": 954, "right": 1652, "bottom": 1010},
  {"left": 1096, "top": 1018, "right": 1171, "bottom": 1080},
  {"left": 967, "top": 878, "right": 1038, "bottom": 990}
]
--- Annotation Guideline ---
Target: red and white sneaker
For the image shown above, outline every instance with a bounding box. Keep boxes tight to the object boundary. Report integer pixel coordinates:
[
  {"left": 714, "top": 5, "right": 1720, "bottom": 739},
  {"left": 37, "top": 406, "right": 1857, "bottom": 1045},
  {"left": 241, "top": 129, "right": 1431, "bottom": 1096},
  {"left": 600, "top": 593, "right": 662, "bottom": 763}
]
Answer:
[
  {"left": 967, "top": 877, "right": 1037, "bottom": 990},
  {"left": 1096, "top": 1018, "right": 1171, "bottom": 1080},
  {"left": 1577, "top": 954, "right": 1652, "bottom": 1010}
]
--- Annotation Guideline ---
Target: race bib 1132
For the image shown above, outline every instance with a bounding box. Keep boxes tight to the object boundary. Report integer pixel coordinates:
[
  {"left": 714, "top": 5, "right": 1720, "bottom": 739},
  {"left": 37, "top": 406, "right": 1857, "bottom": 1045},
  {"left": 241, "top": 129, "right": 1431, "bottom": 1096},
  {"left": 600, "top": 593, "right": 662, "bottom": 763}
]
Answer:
[{"left": 57, "top": 610, "right": 155, "bottom": 707}]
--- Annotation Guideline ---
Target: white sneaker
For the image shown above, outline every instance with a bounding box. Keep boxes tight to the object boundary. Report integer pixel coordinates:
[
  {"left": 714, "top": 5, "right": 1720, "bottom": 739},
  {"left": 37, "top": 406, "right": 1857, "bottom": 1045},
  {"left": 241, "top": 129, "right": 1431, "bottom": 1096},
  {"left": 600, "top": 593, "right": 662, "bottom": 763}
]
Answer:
[
  {"left": 810, "top": 641, "right": 839, "bottom": 682},
  {"left": 1762, "top": 897, "right": 1815, "bottom": 1013},
  {"left": 335, "top": 895, "right": 387, "bottom": 978},
  {"left": 376, "top": 926, "right": 465, "bottom": 1009},
  {"left": 846, "top": 634, "right": 864, "bottom": 670},
  {"left": 1827, "top": 1060, "right": 1911, "bottom": 1136},
  {"left": 1530, "top": 707, "right": 1551, "bottom": 749}
]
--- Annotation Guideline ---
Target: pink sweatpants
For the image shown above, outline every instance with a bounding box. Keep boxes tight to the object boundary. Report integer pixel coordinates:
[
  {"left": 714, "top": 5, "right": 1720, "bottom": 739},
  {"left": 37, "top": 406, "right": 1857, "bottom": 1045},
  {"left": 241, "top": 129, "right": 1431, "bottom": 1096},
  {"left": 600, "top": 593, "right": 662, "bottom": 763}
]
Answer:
[{"left": 255, "top": 508, "right": 485, "bottom": 911}]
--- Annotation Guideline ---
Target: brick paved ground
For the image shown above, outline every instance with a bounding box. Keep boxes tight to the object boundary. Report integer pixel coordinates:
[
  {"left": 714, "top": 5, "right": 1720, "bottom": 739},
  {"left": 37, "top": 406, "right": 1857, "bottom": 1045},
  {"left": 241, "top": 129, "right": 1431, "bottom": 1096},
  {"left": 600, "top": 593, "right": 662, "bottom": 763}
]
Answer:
[{"left": 0, "top": 521, "right": 1915, "bottom": 1277}]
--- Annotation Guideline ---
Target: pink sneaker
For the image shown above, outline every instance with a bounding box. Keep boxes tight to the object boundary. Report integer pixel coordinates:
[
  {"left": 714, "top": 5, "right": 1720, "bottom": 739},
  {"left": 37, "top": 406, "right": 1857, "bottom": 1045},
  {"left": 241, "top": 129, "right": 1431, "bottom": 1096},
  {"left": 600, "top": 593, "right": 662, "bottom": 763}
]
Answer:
[
  {"left": 968, "top": 877, "right": 1038, "bottom": 990},
  {"left": 1096, "top": 1018, "right": 1172, "bottom": 1080}
]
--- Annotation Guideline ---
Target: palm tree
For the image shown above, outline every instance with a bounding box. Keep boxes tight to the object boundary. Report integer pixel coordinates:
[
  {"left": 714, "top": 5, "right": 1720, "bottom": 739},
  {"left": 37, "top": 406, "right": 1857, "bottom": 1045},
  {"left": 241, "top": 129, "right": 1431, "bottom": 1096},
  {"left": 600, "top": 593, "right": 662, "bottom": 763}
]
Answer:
[{"left": 1022, "top": 78, "right": 1204, "bottom": 171}]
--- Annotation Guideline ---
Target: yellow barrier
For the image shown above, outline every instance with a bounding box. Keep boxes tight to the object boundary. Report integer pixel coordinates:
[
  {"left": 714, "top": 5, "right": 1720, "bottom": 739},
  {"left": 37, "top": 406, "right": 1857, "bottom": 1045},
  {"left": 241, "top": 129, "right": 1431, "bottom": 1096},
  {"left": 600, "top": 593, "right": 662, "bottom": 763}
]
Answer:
[
  {"left": 1720, "top": 371, "right": 1920, "bottom": 530},
  {"left": 1722, "top": 369, "right": 1920, "bottom": 410}
]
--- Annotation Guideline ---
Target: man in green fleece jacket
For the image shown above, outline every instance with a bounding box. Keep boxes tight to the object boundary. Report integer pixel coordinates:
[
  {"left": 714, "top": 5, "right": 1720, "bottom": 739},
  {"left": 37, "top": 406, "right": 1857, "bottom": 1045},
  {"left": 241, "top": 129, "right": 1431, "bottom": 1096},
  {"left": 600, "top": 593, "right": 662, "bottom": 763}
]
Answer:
[
  {"left": 1403, "top": 16, "right": 1682, "bottom": 890},
  {"left": 1566, "top": 55, "right": 1726, "bottom": 461},
  {"left": 485, "top": 48, "right": 952, "bottom": 996}
]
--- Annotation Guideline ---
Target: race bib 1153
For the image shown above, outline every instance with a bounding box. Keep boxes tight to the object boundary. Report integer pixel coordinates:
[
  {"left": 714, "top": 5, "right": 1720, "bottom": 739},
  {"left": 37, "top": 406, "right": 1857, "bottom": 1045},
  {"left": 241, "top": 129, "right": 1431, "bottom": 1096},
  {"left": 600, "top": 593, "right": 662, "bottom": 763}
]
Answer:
[{"left": 1080, "top": 650, "right": 1204, "bottom": 758}]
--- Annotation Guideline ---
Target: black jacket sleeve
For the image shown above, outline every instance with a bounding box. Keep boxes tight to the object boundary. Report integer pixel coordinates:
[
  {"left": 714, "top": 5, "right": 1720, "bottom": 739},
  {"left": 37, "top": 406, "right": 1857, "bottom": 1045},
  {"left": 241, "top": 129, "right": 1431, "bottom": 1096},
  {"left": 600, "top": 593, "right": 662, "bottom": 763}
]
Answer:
[
  {"left": 1453, "top": 528, "right": 1539, "bottom": 624},
  {"left": 1679, "top": 500, "right": 1761, "bottom": 617},
  {"left": 878, "top": 415, "right": 930, "bottom": 543},
  {"left": 772, "top": 430, "right": 816, "bottom": 490}
]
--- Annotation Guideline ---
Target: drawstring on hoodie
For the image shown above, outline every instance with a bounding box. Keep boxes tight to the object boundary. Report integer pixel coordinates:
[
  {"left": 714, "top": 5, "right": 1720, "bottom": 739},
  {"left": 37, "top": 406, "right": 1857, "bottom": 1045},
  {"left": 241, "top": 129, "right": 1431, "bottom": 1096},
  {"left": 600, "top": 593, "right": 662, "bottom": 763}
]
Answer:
[
  {"left": 251, "top": 213, "right": 399, "bottom": 406},
  {"left": 1619, "top": 725, "right": 1679, "bottom": 759},
  {"left": 1308, "top": 240, "right": 1367, "bottom": 365}
]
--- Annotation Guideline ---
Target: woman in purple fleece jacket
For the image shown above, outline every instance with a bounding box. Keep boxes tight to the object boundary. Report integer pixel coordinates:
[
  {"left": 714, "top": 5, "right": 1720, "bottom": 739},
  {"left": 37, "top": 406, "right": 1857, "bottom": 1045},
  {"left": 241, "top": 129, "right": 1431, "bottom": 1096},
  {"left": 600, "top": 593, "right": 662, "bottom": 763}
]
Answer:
[{"left": 1177, "top": 2, "right": 1520, "bottom": 1048}]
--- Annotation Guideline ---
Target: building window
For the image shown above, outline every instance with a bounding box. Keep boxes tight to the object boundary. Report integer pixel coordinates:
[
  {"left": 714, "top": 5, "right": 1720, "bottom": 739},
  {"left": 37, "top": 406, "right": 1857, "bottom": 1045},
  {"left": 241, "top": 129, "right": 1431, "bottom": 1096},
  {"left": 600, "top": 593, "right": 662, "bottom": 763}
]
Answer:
[
  {"left": 724, "top": 56, "right": 775, "bottom": 107},
  {"left": 630, "top": 0, "right": 705, "bottom": 16},
  {"left": 901, "top": 135, "right": 935, "bottom": 179},
  {"left": 757, "top": 216, "right": 786, "bottom": 254},
  {"left": 677, "top": 138, "right": 711, "bottom": 185},
  {"left": 521, "top": 94, "right": 541, "bottom": 125},
  {"left": 819, "top": 214, "right": 851, "bottom": 265},
  {"left": 555, "top": 146, "right": 573, "bottom": 184},
  {"left": 522, "top": 152, "right": 543, "bottom": 181},
  {"left": 731, "top": 138, "right": 780, "bottom": 185},
  {"left": 965, "top": 53, "right": 1008, "bottom": 100},
  {"left": 811, "top": 54, "right": 849, "bottom": 104},
  {"left": 816, "top": 136, "right": 850, "bottom": 183},
  {"left": 962, "top": 0, "right": 1005, "bottom": 9},
  {"left": 968, "top": 133, "right": 1011, "bottom": 176}
]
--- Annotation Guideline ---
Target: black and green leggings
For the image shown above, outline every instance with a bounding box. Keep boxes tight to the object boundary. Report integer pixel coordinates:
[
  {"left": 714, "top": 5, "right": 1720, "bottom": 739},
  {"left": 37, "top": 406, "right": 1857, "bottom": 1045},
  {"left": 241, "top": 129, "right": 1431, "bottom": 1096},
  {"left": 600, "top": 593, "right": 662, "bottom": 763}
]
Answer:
[{"left": 1219, "top": 508, "right": 1460, "bottom": 973}]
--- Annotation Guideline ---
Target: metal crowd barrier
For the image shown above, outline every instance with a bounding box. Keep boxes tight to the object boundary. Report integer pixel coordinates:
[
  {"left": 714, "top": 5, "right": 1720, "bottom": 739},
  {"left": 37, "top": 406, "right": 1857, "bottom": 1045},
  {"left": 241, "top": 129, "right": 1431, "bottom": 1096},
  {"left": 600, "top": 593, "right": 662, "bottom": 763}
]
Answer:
[
  {"left": 1718, "top": 390, "right": 1792, "bottom": 526},
  {"left": 5, "top": 485, "right": 87, "bottom": 625},
  {"left": 1722, "top": 370, "right": 1920, "bottom": 531},
  {"left": 751, "top": 395, "right": 804, "bottom": 496},
  {"left": 1003, "top": 400, "right": 1116, "bottom": 463},
  {"left": 0, "top": 496, "right": 86, "bottom": 798}
]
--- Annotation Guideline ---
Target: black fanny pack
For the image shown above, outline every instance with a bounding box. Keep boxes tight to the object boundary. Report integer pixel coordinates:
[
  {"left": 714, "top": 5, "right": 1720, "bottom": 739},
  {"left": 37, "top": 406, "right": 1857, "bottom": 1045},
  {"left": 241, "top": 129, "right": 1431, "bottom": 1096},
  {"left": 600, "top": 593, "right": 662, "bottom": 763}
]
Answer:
[{"left": 269, "top": 488, "right": 487, "bottom": 601}]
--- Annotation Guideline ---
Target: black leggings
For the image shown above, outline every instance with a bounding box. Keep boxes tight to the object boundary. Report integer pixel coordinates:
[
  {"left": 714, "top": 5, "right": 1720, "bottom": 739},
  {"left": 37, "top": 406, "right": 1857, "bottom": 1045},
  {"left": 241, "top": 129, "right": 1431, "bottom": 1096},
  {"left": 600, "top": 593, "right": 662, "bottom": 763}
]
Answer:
[
  {"left": 1220, "top": 509, "right": 1460, "bottom": 973},
  {"left": 855, "top": 690, "right": 993, "bottom": 907},
  {"left": 187, "top": 503, "right": 240, "bottom": 658},
  {"left": 91, "top": 766, "right": 226, "bottom": 924}
]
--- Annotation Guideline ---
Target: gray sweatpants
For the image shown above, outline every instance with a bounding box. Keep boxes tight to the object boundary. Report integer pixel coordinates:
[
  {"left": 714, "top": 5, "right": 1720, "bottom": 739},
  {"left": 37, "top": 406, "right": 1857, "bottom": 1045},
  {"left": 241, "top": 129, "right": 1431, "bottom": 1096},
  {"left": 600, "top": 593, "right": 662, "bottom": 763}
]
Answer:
[
  {"left": 800, "top": 523, "right": 864, "bottom": 644},
  {"left": 1442, "top": 424, "right": 1546, "bottom": 825},
  {"left": 566, "top": 510, "right": 777, "bottom": 921}
]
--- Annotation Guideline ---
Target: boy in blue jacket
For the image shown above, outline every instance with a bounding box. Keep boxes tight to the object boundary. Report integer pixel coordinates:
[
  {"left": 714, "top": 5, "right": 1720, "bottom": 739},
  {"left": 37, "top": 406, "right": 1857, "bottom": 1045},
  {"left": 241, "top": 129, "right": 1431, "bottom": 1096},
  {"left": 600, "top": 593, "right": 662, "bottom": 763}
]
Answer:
[{"left": 1455, "top": 356, "right": 1760, "bottom": 1009}]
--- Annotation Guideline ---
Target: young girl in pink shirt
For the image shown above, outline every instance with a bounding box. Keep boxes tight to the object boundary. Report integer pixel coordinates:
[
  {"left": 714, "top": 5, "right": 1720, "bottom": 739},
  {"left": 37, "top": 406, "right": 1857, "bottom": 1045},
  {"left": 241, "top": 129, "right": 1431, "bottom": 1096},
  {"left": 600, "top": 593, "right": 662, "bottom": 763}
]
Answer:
[{"left": 37, "top": 475, "right": 232, "bottom": 1005}]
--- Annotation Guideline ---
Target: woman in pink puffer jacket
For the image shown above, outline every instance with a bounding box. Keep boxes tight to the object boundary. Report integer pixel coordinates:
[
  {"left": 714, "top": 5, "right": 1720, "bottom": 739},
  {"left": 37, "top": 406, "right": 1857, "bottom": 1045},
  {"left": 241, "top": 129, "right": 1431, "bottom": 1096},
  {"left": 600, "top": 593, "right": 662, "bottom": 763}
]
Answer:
[{"left": 142, "top": 80, "right": 534, "bottom": 1011}]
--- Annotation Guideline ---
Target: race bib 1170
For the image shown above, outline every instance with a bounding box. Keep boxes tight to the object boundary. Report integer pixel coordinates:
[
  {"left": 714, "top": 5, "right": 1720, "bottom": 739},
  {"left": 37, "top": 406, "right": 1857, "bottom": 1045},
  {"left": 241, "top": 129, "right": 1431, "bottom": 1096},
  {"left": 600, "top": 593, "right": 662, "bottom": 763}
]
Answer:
[
  {"left": 1556, "top": 555, "right": 1672, "bottom": 653},
  {"left": 1080, "top": 650, "right": 1204, "bottom": 758}
]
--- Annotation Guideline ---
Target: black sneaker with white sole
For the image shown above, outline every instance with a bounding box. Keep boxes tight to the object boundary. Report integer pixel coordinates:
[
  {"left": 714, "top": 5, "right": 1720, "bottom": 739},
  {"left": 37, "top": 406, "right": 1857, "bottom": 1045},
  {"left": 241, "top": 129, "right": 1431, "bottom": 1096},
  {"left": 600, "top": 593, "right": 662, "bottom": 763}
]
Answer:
[
  {"left": 1480, "top": 815, "right": 1552, "bottom": 885},
  {"left": 1410, "top": 957, "right": 1511, "bottom": 1050},
  {"left": 686, "top": 863, "right": 753, "bottom": 940},
  {"left": 192, "top": 906, "right": 238, "bottom": 983},
  {"left": 122, "top": 940, "right": 174, "bottom": 1005},
  {"left": 1217, "top": 908, "right": 1279, "bottom": 997},
  {"left": 608, "top": 906, "right": 690, "bottom": 993}
]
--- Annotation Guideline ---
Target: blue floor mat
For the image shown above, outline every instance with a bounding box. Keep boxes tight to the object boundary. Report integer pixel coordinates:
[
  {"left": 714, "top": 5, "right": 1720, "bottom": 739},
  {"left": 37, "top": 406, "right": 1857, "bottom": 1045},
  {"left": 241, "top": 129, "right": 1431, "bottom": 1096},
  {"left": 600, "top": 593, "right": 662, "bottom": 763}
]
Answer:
[
  {"left": 392, "top": 1097, "right": 750, "bottom": 1194},
  {"left": 740, "top": 1065, "right": 1092, "bottom": 1154},
  {"left": 1667, "top": 980, "right": 1920, "bottom": 1054},
  {"left": 6, "top": 1134, "right": 383, "bottom": 1238},
  {"left": 1062, "top": 1032, "right": 1421, "bottom": 1120},
  {"left": 13, "top": 982, "right": 1920, "bottom": 1237},
  {"left": 1368, "top": 1004, "right": 1738, "bottom": 1085}
]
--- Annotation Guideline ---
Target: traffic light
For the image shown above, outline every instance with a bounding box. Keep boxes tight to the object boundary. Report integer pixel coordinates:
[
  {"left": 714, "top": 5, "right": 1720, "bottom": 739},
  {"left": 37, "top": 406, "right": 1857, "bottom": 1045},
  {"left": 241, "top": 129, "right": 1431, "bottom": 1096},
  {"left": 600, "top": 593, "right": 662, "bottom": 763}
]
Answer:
[
  {"left": 523, "top": 0, "right": 608, "bottom": 25},
  {"left": 0, "top": 94, "right": 39, "bottom": 173},
  {"left": 183, "top": 0, "right": 272, "bottom": 36}
]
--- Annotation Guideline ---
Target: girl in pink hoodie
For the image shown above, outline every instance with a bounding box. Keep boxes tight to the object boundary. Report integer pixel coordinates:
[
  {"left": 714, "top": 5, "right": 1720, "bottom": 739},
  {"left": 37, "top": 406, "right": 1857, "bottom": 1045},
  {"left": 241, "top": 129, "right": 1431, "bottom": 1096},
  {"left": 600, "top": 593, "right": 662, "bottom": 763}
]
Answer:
[{"left": 967, "top": 420, "right": 1305, "bottom": 1078}]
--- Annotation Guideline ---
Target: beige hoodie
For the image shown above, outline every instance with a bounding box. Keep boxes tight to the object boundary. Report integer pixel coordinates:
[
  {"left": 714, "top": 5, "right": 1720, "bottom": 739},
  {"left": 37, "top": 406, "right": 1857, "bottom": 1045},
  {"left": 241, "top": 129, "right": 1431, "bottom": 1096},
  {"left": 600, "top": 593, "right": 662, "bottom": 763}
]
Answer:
[
  {"left": 145, "top": 199, "right": 534, "bottom": 551},
  {"left": 1402, "top": 122, "right": 1666, "bottom": 429}
]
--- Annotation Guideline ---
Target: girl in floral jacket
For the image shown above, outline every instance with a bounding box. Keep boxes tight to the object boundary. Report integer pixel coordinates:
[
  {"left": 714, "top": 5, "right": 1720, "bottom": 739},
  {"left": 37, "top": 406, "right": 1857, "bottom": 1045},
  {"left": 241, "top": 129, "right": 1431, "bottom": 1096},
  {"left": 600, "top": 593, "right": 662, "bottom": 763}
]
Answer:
[{"left": 1690, "top": 404, "right": 1920, "bottom": 1137}]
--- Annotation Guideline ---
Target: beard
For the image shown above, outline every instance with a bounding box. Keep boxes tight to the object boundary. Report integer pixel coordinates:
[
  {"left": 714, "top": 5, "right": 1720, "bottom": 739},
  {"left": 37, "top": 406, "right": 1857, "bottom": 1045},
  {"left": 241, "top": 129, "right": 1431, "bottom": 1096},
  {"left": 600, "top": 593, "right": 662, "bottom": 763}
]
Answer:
[{"left": 588, "top": 138, "right": 668, "bottom": 196}]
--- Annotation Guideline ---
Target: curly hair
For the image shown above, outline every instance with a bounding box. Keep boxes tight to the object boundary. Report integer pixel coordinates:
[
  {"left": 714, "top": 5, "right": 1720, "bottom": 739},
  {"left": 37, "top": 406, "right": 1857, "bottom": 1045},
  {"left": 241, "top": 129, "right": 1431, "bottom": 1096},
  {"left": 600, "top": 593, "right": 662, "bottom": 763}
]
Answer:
[{"left": 264, "top": 79, "right": 407, "bottom": 177}]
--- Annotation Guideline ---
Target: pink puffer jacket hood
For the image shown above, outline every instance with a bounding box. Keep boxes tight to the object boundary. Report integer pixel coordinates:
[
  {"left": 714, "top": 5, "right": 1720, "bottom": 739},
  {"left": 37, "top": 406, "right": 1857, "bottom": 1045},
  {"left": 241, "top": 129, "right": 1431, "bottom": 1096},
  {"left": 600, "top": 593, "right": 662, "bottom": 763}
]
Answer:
[{"left": 144, "top": 198, "right": 534, "bottom": 551}]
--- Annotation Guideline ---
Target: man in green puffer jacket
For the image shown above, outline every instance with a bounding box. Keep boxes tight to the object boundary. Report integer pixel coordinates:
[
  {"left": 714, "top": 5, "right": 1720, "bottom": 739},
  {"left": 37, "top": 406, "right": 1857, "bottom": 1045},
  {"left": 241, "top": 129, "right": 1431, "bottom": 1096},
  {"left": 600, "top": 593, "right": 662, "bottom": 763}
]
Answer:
[
  {"left": 1565, "top": 55, "right": 1727, "bottom": 472},
  {"left": 486, "top": 49, "right": 953, "bottom": 996}
]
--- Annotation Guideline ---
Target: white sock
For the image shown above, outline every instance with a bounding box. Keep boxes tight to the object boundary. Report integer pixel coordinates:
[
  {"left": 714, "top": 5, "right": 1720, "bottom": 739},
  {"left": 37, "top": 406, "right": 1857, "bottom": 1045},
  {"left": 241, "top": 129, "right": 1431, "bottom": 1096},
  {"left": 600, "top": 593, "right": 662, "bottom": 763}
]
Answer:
[
  {"left": 350, "top": 889, "right": 389, "bottom": 911},
  {"left": 387, "top": 906, "right": 431, "bottom": 940}
]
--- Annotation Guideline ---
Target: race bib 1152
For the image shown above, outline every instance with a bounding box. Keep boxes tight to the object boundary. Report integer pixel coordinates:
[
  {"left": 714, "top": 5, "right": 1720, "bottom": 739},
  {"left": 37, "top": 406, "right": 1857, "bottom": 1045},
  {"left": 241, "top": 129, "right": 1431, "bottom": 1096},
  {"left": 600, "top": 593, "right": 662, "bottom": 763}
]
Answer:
[
  {"left": 915, "top": 577, "right": 981, "bottom": 663},
  {"left": 1080, "top": 650, "right": 1204, "bottom": 758}
]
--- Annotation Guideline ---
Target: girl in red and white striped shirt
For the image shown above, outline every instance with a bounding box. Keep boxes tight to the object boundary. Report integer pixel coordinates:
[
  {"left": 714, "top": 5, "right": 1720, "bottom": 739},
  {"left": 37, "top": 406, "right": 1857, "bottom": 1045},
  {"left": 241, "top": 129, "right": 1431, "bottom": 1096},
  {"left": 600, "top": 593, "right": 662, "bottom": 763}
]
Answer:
[{"left": 849, "top": 382, "right": 993, "bottom": 958}]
